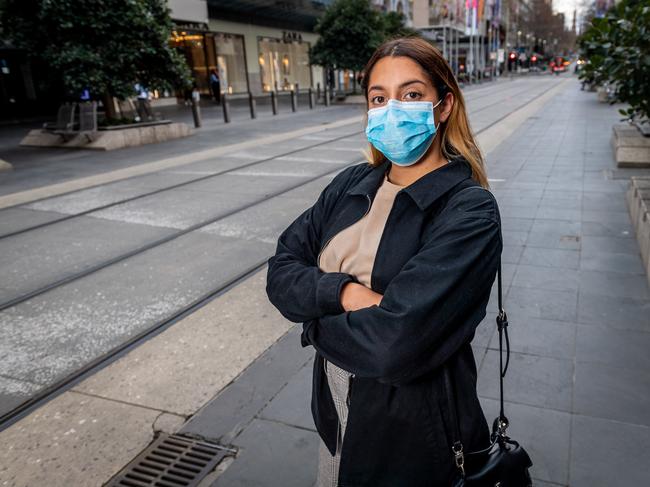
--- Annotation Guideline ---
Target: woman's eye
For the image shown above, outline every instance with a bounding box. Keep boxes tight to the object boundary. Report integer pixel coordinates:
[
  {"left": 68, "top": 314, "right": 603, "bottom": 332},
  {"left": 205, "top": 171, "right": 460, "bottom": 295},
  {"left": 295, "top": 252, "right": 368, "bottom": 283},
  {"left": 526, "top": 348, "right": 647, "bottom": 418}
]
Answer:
[
  {"left": 405, "top": 91, "right": 421, "bottom": 100},
  {"left": 371, "top": 95, "right": 384, "bottom": 105}
]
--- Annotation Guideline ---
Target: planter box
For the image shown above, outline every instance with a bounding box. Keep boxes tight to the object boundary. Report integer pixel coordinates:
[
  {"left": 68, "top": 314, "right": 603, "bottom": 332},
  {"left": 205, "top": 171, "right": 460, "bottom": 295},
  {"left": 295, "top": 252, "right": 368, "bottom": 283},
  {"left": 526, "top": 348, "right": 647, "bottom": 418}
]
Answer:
[
  {"left": 20, "top": 122, "right": 193, "bottom": 151},
  {"left": 626, "top": 176, "right": 650, "bottom": 288},
  {"left": 597, "top": 86, "right": 609, "bottom": 102},
  {"left": 611, "top": 123, "right": 650, "bottom": 168}
]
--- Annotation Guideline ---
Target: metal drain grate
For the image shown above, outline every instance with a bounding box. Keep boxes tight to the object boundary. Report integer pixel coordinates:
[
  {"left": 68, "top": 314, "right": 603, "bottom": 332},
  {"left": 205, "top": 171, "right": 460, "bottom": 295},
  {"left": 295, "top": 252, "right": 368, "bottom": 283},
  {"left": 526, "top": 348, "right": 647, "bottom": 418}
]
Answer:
[{"left": 106, "top": 432, "right": 232, "bottom": 487}]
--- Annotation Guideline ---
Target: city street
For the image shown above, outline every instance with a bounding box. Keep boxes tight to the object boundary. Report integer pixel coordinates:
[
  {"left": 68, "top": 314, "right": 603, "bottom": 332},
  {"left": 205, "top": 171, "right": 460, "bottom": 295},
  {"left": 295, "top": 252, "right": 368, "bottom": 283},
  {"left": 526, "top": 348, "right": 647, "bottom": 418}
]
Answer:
[{"left": 1, "top": 72, "right": 649, "bottom": 487}]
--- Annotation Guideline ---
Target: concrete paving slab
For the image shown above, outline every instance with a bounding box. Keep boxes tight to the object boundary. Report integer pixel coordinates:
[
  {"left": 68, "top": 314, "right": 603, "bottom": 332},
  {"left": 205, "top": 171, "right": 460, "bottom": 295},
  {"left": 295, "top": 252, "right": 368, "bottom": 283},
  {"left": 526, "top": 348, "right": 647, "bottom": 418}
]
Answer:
[
  {"left": 573, "top": 360, "right": 650, "bottom": 426},
  {"left": 226, "top": 158, "right": 348, "bottom": 179},
  {"left": 488, "top": 316, "right": 576, "bottom": 361},
  {"left": 23, "top": 185, "right": 160, "bottom": 214},
  {"left": 0, "top": 232, "right": 272, "bottom": 409},
  {"left": 180, "top": 326, "right": 313, "bottom": 445},
  {"left": 578, "top": 268, "right": 649, "bottom": 300},
  {"left": 74, "top": 270, "right": 293, "bottom": 416},
  {"left": 511, "top": 264, "right": 580, "bottom": 292},
  {"left": 577, "top": 291, "right": 650, "bottom": 331},
  {"left": 0, "top": 216, "right": 176, "bottom": 303},
  {"left": 89, "top": 187, "right": 255, "bottom": 229},
  {"left": 519, "top": 247, "right": 580, "bottom": 269},
  {"left": 157, "top": 155, "right": 261, "bottom": 175},
  {"left": 0, "top": 207, "right": 67, "bottom": 236},
  {"left": 505, "top": 286, "right": 578, "bottom": 322},
  {"left": 0, "top": 390, "right": 159, "bottom": 487},
  {"left": 575, "top": 323, "right": 650, "bottom": 370},
  {"left": 569, "top": 414, "right": 650, "bottom": 487},
  {"left": 172, "top": 172, "right": 309, "bottom": 196},
  {"left": 211, "top": 418, "right": 319, "bottom": 487},
  {"left": 478, "top": 350, "right": 574, "bottom": 412},
  {"left": 579, "top": 249, "right": 646, "bottom": 274},
  {"left": 502, "top": 243, "right": 524, "bottom": 264},
  {"left": 199, "top": 195, "right": 315, "bottom": 245},
  {"left": 259, "top": 358, "right": 315, "bottom": 431},
  {"left": 580, "top": 234, "right": 641, "bottom": 255},
  {"left": 581, "top": 211, "right": 634, "bottom": 237}
]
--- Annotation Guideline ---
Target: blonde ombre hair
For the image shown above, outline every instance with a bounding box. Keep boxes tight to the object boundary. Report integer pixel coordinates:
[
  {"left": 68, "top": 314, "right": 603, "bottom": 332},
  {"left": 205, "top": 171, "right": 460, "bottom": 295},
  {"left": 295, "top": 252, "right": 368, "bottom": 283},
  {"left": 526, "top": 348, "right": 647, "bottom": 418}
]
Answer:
[{"left": 359, "top": 36, "right": 489, "bottom": 189}]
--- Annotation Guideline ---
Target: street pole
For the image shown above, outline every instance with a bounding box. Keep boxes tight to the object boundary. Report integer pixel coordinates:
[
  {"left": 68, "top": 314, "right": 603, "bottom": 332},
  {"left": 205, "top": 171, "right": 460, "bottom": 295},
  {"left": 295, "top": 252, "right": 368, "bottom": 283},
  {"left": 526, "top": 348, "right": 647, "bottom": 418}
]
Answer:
[{"left": 190, "top": 87, "right": 201, "bottom": 128}]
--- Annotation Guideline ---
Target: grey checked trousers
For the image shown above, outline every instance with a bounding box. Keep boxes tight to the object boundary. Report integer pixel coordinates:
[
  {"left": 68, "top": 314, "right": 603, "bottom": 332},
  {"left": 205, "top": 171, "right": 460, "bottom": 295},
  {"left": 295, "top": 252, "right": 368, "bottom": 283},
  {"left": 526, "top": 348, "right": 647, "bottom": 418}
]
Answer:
[{"left": 315, "top": 358, "right": 354, "bottom": 487}]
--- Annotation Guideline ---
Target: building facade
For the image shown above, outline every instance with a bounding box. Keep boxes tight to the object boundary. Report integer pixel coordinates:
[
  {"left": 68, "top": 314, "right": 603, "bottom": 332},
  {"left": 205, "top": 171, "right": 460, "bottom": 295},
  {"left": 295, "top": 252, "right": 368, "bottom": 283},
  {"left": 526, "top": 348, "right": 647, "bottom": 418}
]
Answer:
[{"left": 167, "top": 0, "right": 333, "bottom": 99}]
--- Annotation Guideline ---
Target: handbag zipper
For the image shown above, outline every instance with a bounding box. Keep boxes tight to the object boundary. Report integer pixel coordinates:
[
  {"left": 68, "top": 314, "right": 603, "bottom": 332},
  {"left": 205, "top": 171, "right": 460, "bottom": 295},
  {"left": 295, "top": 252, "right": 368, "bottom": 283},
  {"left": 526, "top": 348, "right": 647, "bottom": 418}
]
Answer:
[{"left": 317, "top": 194, "right": 373, "bottom": 266}]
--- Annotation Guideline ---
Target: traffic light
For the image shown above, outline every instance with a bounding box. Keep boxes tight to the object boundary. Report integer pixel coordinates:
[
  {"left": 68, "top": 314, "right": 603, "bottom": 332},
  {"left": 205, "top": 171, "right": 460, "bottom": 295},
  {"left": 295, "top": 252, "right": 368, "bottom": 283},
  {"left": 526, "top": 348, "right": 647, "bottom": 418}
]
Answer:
[
  {"left": 509, "top": 52, "right": 516, "bottom": 60},
  {"left": 531, "top": 55, "right": 537, "bottom": 62}
]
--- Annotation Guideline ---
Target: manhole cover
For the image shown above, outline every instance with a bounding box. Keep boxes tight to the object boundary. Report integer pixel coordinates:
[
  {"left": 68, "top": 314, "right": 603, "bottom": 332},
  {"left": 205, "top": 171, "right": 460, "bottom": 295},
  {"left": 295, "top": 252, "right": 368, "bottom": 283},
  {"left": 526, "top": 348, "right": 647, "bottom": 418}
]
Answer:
[{"left": 105, "top": 432, "right": 232, "bottom": 487}]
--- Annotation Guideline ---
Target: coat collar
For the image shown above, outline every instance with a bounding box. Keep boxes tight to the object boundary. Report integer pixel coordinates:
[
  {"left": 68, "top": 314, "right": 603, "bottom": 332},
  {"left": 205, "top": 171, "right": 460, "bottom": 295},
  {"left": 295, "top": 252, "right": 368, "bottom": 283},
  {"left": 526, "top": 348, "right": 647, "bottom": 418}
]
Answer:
[{"left": 346, "top": 156, "right": 473, "bottom": 211}]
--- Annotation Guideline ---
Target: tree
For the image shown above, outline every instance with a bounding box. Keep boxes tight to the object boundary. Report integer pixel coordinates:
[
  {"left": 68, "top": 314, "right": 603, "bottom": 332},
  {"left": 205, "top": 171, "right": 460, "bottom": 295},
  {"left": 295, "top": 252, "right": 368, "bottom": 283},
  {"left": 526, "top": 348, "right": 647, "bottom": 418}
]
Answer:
[
  {"left": 0, "top": 0, "right": 192, "bottom": 119},
  {"left": 577, "top": 0, "right": 650, "bottom": 123},
  {"left": 382, "top": 11, "right": 420, "bottom": 40},
  {"left": 310, "top": 0, "right": 419, "bottom": 95}
]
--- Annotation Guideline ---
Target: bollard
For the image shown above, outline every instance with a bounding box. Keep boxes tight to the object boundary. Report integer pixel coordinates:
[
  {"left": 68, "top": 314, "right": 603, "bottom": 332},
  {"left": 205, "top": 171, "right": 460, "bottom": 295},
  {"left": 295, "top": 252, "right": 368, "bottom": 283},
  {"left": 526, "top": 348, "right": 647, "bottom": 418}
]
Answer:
[
  {"left": 248, "top": 92, "right": 256, "bottom": 119},
  {"left": 191, "top": 89, "right": 202, "bottom": 128},
  {"left": 291, "top": 89, "right": 297, "bottom": 112},
  {"left": 270, "top": 90, "right": 278, "bottom": 115},
  {"left": 324, "top": 87, "right": 330, "bottom": 107},
  {"left": 316, "top": 82, "right": 321, "bottom": 102},
  {"left": 308, "top": 88, "right": 314, "bottom": 109},
  {"left": 222, "top": 92, "right": 230, "bottom": 123}
]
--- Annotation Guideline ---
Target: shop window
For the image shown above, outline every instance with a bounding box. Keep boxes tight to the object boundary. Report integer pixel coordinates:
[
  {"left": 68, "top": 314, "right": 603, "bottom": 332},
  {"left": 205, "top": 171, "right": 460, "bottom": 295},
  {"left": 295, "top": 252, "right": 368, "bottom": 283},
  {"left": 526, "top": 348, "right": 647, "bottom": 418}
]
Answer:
[{"left": 258, "top": 36, "right": 311, "bottom": 92}]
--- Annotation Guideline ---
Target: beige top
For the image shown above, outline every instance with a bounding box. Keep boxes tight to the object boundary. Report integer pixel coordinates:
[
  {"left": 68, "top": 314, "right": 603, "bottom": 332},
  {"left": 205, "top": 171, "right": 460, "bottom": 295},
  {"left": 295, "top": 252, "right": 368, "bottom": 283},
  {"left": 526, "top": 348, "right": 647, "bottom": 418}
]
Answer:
[{"left": 317, "top": 171, "right": 405, "bottom": 286}]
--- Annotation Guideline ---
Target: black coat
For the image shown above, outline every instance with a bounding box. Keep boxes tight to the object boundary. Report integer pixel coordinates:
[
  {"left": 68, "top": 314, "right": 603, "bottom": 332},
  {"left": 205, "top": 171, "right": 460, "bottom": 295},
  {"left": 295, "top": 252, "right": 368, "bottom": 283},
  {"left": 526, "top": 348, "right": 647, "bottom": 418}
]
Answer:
[{"left": 265, "top": 156, "right": 503, "bottom": 486}]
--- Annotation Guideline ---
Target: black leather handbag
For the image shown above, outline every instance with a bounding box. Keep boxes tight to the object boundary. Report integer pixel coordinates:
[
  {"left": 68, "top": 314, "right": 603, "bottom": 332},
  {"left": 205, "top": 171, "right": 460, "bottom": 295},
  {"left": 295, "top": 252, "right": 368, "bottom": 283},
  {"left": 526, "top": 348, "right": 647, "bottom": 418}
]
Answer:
[{"left": 443, "top": 259, "right": 534, "bottom": 487}]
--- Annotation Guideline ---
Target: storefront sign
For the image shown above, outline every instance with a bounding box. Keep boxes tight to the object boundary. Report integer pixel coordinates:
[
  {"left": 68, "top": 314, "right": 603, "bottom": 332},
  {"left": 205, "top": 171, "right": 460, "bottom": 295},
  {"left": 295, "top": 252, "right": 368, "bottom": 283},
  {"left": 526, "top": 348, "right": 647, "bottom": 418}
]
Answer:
[{"left": 282, "top": 31, "right": 302, "bottom": 43}]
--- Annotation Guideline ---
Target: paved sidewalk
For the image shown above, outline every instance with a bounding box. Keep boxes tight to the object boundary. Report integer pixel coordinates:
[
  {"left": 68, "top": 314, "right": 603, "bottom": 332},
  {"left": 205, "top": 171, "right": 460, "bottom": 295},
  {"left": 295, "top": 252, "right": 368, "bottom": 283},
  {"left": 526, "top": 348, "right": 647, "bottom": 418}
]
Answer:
[{"left": 182, "top": 77, "right": 650, "bottom": 487}]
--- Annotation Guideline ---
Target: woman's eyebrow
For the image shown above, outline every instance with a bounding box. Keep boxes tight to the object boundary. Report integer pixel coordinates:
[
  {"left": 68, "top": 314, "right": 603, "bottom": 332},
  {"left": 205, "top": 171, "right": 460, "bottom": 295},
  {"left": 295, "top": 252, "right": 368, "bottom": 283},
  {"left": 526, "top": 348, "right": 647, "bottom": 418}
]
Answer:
[{"left": 368, "top": 79, "right": 426, "bottom": 91}]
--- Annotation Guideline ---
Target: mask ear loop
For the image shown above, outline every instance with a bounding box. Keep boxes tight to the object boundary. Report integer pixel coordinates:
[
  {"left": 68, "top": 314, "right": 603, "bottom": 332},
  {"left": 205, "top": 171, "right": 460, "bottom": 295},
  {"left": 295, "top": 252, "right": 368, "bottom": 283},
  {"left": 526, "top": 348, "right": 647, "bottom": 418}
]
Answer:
[{"left": 432, "top": 96, "right": 445, "bottom": 132}]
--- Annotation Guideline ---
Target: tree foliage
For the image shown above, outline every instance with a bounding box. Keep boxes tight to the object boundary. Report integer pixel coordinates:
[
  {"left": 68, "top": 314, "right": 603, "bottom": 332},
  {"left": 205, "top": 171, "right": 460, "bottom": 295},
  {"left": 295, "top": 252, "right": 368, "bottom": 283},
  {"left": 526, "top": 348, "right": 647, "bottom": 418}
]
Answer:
[
  {"left": 0, "top": 0, "right": 192, "bottom": 104},
  {"left": 310, "top": 0, "right": 419, "bottom": 73},
  {"left": 577, "top": 0, "right": 650, "bottom": 122}
]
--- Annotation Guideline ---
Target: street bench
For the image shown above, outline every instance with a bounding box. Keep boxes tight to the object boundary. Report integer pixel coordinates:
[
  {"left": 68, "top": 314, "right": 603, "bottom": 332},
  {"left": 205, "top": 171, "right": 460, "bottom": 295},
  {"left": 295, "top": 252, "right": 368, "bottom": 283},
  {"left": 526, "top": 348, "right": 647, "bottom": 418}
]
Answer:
[{"left": 43, "top": 102, "right": 99, "bottom": 142}]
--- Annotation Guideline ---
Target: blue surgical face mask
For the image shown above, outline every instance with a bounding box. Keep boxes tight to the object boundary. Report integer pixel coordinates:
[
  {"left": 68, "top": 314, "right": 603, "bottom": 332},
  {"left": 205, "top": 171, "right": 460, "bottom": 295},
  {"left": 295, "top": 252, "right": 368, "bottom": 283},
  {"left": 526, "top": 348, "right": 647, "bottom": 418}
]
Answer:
[{"left": 365, "top": 97, "right": 444, "bottom": 166}]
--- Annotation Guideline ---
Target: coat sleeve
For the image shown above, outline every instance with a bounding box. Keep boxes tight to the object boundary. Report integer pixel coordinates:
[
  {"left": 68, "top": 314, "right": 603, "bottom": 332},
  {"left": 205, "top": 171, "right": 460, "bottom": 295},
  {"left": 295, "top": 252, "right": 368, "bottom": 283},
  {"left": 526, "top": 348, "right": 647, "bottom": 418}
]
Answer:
[
  {"left": 265, "top": 165, "right": 361, "bottom": 324},
  {"left": 302, "top": 190, "right": 502, "bottom": 386}
]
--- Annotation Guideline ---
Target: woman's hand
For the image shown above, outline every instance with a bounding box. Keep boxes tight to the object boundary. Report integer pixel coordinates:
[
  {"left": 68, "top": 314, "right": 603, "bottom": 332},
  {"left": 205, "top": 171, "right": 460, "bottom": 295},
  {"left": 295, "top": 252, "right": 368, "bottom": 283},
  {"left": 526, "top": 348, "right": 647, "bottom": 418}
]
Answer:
[{"left": 340, "top": 282, "right": 383, "bottom": 312}]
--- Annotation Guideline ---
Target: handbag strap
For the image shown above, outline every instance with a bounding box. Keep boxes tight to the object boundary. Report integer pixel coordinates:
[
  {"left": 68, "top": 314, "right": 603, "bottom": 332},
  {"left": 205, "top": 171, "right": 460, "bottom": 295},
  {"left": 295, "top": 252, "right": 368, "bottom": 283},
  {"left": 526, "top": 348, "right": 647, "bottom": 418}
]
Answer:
[{"left": 443, "top": 259, "right": 511, "bottom": 475}]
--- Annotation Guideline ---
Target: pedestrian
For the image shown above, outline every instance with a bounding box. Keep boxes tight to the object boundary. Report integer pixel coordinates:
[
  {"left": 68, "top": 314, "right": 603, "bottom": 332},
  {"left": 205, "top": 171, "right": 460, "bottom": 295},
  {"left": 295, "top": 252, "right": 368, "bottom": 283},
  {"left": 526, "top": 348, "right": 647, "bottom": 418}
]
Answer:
[
  {"left": 134, "top": 82, "right": 153, "bottom": 121},
  {"left": 266, "top": 36, "right": 503, "bottom": 486},
  {"left": 209, "top": 69, "right": 221, "bottom": 105}
]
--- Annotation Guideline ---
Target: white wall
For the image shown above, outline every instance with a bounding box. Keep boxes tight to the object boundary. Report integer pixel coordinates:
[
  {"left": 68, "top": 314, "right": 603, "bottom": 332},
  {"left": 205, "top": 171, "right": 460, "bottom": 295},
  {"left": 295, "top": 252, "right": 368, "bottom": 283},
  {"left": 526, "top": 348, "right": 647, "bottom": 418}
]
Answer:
[{"left": 167, "top": 0, "right": 208, "bottom": 24}]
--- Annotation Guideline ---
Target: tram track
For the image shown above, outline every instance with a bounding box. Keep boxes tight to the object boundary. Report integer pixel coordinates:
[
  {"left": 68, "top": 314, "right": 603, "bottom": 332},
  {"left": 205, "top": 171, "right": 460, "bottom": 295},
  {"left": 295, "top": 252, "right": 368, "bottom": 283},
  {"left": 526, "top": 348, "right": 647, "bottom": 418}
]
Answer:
[
  {"left": 0, "top": 77, "right": 542, "bottom": 241},
  {"left": 0, "top": 78, "right": 558, "bottom": 313},
  {"left": 0, "top": 76, "right": 562, "bottom": 431}
]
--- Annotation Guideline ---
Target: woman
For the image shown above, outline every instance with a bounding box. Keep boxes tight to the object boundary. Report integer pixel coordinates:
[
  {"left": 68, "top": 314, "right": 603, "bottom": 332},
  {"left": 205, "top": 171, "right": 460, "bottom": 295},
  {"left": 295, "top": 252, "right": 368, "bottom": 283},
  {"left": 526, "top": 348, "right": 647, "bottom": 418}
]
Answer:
[{"left": 266, "top": 36, "right": 502, "bottom": 486}]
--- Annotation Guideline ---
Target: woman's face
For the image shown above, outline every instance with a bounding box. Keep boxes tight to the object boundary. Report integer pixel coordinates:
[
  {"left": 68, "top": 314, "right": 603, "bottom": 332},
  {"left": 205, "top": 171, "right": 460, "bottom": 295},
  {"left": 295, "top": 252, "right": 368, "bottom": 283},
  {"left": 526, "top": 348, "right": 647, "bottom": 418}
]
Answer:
[{"left": 366, "top": 56, "right": 452, "bottom": 123}]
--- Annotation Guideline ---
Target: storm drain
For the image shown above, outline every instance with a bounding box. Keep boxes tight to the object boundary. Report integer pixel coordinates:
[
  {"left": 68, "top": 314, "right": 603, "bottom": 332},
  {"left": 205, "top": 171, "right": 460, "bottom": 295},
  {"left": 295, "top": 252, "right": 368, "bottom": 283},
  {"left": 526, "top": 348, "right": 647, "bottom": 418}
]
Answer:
[{"left": 105, "top": 432, "right": 232, "bottom": 487}]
